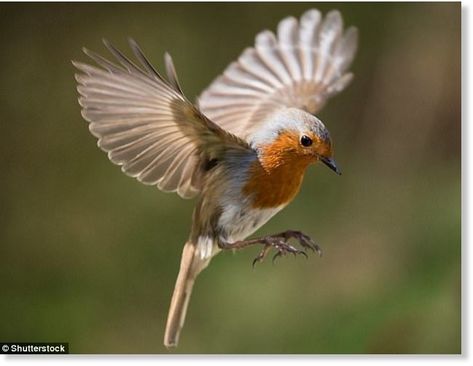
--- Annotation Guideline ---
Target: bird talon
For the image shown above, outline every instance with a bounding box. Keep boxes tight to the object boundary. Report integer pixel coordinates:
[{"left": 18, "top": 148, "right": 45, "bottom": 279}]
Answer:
[
  {"left": 272, "top": 251, "right": 283, "bottom": 264},
  {"left": 303, "top": 239, "right": 316, "bottom": 251},
  {"left": 245, "top": 230, "right": 322, "bottom": 266},
  {"left": 306, "top": 244, "right": 316, "bottom": 252},
  {"left": 252, "top": 244, "right": 272, "bottom": 267},
  {"left": 287, "top": 231, "right": 322, "bottom": 256},
  {"left": 299, "top": 250, "right": 308, "bottom": 259}
]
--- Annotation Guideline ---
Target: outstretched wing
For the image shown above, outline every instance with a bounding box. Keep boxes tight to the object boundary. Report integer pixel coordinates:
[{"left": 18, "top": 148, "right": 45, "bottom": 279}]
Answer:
[
  {"left": 74, "top": 40, "right": 248, "bottom": 199},
  {"left": 198, "top": 9, "right": 358, "bottom": 139}
]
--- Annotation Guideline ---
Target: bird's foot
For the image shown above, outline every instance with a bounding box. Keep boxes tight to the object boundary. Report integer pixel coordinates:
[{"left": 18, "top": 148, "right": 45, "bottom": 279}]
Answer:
[
  {"left": 277, "top": 230, "right": 323, "bottom": 257},
  {"left": 220, "top": 230, "right": 322, "bottom": 267},
  {"left": 253, "top": 236, "right": 308, "bottom": 267}
]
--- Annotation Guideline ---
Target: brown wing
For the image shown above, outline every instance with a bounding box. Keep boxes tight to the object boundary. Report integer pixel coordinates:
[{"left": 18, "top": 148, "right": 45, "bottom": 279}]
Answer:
[
  {"left": 198, "top": 9, "right": 358, "bottom": 140},
  {"left": 74, "top": 39, "right": 249, "bottom": 198}
]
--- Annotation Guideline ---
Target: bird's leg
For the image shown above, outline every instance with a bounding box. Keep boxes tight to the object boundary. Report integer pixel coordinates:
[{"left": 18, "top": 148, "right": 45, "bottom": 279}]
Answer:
[{"left": 218, "top": 230, "right": 322, "bottom": 266}]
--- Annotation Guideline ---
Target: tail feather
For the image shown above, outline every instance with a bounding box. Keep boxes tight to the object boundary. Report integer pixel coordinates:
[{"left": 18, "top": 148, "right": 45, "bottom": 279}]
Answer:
[{"left": 164, "top": 241, "right": 211, "bottom": 348}]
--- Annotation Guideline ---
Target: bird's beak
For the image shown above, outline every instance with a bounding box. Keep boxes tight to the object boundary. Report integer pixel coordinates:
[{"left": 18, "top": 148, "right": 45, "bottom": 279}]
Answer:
[{"left": 320, "top": 156, "right": 341, "bottom": 175}]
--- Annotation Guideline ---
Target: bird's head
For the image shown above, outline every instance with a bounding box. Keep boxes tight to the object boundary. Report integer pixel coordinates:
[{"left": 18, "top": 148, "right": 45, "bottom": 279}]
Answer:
[{"left": 250, "top": 108, "right": 341, "bottom": 175}]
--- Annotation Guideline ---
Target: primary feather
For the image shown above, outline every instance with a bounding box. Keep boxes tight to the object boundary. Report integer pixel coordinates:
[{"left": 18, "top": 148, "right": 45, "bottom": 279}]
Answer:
[
  {"left": 198, "top": 9, "right": 358, "bottom": 140},
  {"left": 74, "top": 40, "right": 248, "bottom": 199}
]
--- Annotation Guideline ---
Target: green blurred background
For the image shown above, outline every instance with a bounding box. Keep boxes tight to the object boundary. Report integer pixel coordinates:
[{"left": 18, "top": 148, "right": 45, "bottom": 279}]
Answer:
[{"left": 0, "top": 2, "right": 460, "bottom": 354}]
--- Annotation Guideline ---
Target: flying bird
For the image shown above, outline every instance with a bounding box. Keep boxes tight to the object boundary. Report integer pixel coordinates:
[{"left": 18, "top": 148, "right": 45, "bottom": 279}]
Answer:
[{"left": 73, "top": 8, "right": 358, "bottom": 348}]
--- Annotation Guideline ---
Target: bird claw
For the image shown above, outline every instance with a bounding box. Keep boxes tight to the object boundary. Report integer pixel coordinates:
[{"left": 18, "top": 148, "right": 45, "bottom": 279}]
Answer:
[
  {"left": 283, "top": 230, "right": 323, "bottom": 257},
  {"left": 272, "top": 251, "right": 282, "bottom": 264},
  {"left": 299, "top": 250, "right": 309, "bottom": 259},
  {"left": 271, "top": 244, "right": 307, "bottom": 264},
  {"left": 252, "top": 244, "right": 272, "bottom": 268},
  {"left": 251, "top": 231, "right": 318, "bottom": 266}
]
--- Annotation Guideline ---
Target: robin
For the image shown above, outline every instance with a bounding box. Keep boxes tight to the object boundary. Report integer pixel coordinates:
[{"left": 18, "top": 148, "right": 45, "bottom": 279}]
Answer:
[{"left": 74, "top": 8, "right": 358, "bottom": 348}]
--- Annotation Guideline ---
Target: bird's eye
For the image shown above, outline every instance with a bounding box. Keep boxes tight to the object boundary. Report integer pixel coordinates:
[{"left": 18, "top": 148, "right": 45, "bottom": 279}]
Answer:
[{"left": 300, "top": 135, "right": 313, "bottom": 147}]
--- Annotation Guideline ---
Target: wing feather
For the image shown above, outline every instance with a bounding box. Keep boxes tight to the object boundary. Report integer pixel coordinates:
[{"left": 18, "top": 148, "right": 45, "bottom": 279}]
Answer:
[
  {"left": 74, "top": 40, "right": 249, "bottom": 198},
  {"left": 198, "top": 9, "right": 358, "bottom": 139}
]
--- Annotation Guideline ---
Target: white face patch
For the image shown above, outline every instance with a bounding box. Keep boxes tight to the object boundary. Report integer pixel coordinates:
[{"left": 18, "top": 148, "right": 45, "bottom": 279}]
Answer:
[{"left": 248, "top": 107, "right": 327, "bottom": 150}]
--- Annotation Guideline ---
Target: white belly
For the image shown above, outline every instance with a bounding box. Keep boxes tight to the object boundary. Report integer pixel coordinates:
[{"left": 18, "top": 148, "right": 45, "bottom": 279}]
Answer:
[
  {"left": 195, "top": 203, "right": 284, "bottom": 260},
  {"left": 217, "top": 204, "right": 284, "bottom": 243},
  {"left": 195, "top": 152, "right": 285, "bottom": 259}
]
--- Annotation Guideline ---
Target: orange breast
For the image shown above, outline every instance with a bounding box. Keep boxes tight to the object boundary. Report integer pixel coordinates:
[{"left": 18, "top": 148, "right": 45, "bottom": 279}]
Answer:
[{"left": 242, "top": 132, "right": 313, "bottom": 208}]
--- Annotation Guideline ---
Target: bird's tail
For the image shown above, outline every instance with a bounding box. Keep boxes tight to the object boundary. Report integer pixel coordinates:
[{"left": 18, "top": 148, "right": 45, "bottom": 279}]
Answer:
[{"left": 164, "top": 241, "right": 212, "bottom": 348}]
